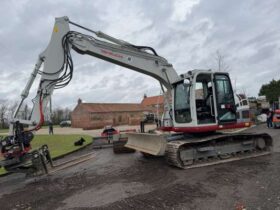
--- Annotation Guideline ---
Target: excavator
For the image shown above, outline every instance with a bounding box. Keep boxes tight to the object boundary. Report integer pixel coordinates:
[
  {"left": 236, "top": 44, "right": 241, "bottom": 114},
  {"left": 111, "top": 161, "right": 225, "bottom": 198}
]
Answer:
[{"left": 0, "top": 16, "right": 272, "bottom": 174}]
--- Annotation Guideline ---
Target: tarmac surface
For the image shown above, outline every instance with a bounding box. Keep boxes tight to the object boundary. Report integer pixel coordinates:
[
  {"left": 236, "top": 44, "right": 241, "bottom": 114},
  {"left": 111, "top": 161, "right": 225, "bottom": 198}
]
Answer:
[{"left": 0, "top": 124, "right": 279, "bottom": 210}]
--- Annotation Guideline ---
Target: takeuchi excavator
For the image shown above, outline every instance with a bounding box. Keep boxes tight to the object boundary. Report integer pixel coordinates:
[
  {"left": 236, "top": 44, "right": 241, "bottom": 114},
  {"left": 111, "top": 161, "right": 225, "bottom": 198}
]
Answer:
[{"left": 0, "top": 16, "right": 272, "bottom": 173}]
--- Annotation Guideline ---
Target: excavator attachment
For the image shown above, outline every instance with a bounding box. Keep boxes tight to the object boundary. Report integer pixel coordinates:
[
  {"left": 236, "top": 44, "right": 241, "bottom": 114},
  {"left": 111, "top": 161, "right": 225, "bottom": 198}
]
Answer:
[
  {"left": 125, "top": 133, "right": 167, "bottom": 156},
  {"left": 0, "top": 144, "right": 53, "bottom": 175}
]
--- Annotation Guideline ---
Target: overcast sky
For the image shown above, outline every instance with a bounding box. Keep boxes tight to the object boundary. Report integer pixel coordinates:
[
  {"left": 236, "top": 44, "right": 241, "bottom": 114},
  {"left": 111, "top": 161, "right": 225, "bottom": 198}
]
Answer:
[{"left": 0, "top": 0, "right": 279, "bottom": 109}]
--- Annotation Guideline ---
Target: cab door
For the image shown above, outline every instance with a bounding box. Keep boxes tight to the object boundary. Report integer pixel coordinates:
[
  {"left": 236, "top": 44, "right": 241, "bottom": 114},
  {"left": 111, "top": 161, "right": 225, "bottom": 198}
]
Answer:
[{"left": 213, "top": 74, "right": 237, "bottom": 124}]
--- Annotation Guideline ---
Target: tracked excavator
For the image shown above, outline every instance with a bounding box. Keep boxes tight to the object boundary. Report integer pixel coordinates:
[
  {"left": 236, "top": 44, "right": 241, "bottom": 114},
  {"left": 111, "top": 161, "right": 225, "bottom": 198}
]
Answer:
[{"left": 0, "top": 16, "right": 272, "bottom": 173}]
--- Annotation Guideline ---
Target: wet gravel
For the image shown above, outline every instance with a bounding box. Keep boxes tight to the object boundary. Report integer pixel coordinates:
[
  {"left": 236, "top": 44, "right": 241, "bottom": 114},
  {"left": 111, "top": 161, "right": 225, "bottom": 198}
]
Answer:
[{"left": 0, "top": 124, "right": 279, "bottom": 210}]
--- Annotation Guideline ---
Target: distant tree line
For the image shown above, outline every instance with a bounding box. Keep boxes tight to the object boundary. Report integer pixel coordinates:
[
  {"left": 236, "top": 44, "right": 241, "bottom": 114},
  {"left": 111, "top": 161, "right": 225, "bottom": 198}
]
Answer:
[
  {"left": 259, "top": 79, "right": 280, "bottom": 104},
  {"left": 51, "top": 108, "right": 71, "bottom": 125},
  {"left": 0, "top": 101, "right": 71, "bottom": 129},
  {"left": 0, "top": 101, "right": 18, "bottom": 129}
]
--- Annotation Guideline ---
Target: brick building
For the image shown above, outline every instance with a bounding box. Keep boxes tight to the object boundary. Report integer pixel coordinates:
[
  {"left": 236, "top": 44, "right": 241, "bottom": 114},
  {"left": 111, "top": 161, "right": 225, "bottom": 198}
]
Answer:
[
  {"left": 71, "top": 99, "right": 154, "bottom": 129},
  {"left": 140, "top": 94, "right": 164, "bottom": 114},
  {"left": 71, "top": 95, "right": 165, "bottom": 129}
]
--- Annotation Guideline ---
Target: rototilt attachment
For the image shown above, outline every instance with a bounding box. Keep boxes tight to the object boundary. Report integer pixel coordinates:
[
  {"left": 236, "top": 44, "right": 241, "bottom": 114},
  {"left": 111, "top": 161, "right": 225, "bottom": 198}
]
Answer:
[
  {"left": 0, "top": 144, "right": 53, "bottom": 175},
  {"left": 0, "top": 121, "right": 53, "bottom": 175}
]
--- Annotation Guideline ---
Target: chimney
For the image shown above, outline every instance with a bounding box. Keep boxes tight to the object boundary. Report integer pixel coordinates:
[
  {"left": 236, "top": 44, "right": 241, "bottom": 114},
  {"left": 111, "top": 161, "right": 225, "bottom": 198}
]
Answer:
[
  {"left": 143, "top": 93, "right": 147, "bottom": 99},
  {"left": 78, "top": 98, "right": 82, "bottom": 105}
]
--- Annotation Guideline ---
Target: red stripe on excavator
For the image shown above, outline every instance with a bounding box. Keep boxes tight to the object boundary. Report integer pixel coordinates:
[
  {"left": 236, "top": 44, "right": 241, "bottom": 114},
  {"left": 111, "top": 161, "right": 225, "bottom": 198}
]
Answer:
[{"left": 160, "top": 122, "right": 252, "bottom": 133}]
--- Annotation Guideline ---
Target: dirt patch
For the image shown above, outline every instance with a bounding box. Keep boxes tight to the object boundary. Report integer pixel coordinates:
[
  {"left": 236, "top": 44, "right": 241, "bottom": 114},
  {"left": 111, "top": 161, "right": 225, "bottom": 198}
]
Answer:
[
  {"left": 59, "top": 182, "right": 152, "bottom": 209},
  {"left": 84, "top": 183, "right": 216, "bottom": 210}
]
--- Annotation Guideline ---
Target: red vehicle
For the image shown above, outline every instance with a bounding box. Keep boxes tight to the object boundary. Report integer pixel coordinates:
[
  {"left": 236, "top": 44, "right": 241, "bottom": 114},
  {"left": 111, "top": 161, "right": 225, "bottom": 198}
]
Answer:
[
  {"left": 101, "top": 126, "right": 120, "bottom": 137},
  {"left": 273, "top": 109, "right": 280, "bottom": 128},
  {"left": 92, "top": 126, "right": 135, "bottom": 154}
]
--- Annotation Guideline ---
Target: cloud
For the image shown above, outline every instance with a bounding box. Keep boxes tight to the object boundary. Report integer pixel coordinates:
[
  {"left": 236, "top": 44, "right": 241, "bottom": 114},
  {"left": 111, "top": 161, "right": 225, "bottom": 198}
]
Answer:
[
  {"left": 171, "top": 0, "right": 200, "bottom": 22},
  {"left": 0, "top": 0, "right": 279, "bottom": 110}
]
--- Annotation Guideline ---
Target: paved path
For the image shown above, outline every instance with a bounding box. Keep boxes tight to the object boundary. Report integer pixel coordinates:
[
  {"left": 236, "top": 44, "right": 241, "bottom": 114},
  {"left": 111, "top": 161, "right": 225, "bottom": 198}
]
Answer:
[{"left": 36, "top": 124, "right": 157, "bottom": 136}]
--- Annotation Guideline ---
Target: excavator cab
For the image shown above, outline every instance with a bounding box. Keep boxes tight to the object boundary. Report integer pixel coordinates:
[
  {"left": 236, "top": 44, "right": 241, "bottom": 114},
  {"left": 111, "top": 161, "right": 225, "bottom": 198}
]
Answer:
[
  {"left": 172, "top": 70, "right": 237, "bottom": 132},
  {"left": 126, "top": 70, "right": 242, "bottom": 156},
  {"left": 126, "top": 70, "right": 272, "bottom": 167}
]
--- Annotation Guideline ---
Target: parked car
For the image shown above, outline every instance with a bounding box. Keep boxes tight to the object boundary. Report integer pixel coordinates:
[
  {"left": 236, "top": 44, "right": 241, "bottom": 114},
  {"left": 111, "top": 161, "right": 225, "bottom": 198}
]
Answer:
[{"left": 59, "top": 120, "right": 71, "bottom": 127}]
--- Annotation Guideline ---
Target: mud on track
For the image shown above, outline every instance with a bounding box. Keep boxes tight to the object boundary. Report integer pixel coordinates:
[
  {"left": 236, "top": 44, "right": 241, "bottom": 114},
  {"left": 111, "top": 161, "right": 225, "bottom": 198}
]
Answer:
[{"left": 0, "top": 124, "right": 280, "bottom": 210}]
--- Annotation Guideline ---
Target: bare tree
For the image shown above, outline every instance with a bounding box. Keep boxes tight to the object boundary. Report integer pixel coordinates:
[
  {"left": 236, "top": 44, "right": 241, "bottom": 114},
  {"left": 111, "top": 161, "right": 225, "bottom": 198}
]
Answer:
[
  {"left": 50, "top": 107, "right": 72, "bottom": 125},
  {"left": 215, "top": 50, "right": 230, "bottom": 72},
  {"left": 52, "top": 108, "right": 64, "bottom": 125},
  {"left": 63, "top": 108, "right": 71, "bottom": 120},
  {"left": 0, "top": 102, "right": 8, "bottom": 128},
  {"left": 8, "top": 101, "right": 18, "bottom": 120},
  {"left": 236, "top": 86, "right": 248, "bottom": 97}
]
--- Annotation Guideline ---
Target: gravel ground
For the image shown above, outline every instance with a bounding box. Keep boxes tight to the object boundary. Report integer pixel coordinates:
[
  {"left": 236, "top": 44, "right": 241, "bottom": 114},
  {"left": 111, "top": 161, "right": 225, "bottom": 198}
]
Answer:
[{"left": 0, "top": 124, "right": 279, "bottom": 210}]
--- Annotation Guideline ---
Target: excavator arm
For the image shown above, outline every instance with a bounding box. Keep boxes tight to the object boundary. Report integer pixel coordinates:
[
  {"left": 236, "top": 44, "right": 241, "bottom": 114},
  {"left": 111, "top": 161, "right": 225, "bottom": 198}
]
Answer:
[
  {"left": 11, "top": 17, "right": 71, "bottom": 131},
  {"left": 1, "top": 16, "right": 180, "bottom": 173},
  {"left": 11, "top": 16, "right": 180, "bottom": 133}
]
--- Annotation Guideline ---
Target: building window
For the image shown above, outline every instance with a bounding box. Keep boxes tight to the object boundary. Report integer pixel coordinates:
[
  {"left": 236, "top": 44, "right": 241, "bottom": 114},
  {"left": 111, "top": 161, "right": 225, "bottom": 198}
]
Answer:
[{"left": 90, "top": 113, "right": 101, "bottom": 121}]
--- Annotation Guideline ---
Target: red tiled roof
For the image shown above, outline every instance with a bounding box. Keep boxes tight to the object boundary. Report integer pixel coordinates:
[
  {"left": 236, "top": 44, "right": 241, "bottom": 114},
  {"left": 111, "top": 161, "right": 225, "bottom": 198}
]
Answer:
[
  {"left": 141, "top": 95, "right": 164, "bottom": 106},
  {"left": 78, "top": 103, "right": 151, "bottom": 113}
]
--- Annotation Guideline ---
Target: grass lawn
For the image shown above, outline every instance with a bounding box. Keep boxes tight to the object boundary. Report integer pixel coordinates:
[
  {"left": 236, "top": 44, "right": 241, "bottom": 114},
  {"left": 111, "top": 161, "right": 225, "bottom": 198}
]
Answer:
[
  {"left": 0, "top": 134, "right": 92, "bottom": 175},
  {"left": 0, "top": 167, "right": 5, "bottom": 174},
  {"left": 0, "top": 129, "right": 9, "bottom": 133}
]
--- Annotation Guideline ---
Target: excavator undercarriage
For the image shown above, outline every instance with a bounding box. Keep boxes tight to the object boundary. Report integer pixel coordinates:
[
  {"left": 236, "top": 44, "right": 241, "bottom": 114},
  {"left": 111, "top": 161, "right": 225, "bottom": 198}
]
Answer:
[
  {"left": 126, "top": 131, "right": 273, "bottom": 169},
  {"left": 166, "top": 132, "right": 272, "bottom": 169}
]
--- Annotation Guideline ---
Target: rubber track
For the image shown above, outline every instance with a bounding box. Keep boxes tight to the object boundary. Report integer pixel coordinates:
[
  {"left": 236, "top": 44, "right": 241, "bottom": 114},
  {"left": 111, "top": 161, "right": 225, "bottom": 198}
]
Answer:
[{"left": 166, "top": 133, "right": 273, "bottom": 169}]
